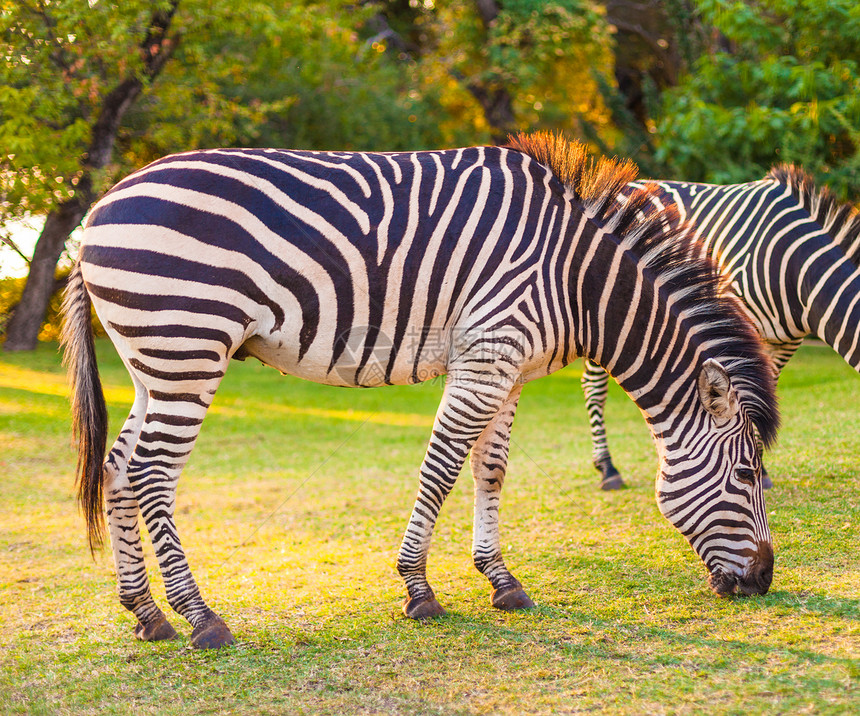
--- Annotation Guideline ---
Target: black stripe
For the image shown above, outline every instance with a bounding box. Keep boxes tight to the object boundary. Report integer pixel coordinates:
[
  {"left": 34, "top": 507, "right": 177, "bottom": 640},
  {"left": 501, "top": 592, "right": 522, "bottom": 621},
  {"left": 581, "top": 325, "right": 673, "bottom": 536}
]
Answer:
[
  {"left": 139, "top": 348, "right": 222, "bottom": 362},
  {"left": 108, "top": 322, "right": 235, "bottom": 348},
  {"left": 82, "top": 245, "right": 281, "bottom": 328},
  {"left": 129, "top": 358, "right": 224, "bottom": 382}
]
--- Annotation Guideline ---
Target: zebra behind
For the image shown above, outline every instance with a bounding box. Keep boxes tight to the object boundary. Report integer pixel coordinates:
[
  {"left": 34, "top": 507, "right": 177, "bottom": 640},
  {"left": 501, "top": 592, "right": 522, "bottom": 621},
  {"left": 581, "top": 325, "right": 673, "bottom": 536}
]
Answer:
[
  {"left": 62, "top": 133, "right": 778, "bottom": 649},
  {"left": 583, "top": 168, "right": 860, "bottom": 490}
]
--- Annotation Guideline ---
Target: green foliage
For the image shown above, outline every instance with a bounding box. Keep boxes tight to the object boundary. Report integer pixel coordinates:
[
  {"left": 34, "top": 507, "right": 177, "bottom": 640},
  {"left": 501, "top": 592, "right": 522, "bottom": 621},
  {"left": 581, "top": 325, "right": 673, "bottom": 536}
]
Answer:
[
  {"left": 118, "top": 1, "right": 459, "bottom": 159},
  {"left": 0, "top": 1, "right": 170, "bottom": 217},
  {"left": 228, "top": 3, "right": 461, "bottom": 151},
  {"left": 424, "top": 0, "right": 614, "bottom": 139},
  {"left": 656, "top": 0, "right": 860, "bottom": 195}
]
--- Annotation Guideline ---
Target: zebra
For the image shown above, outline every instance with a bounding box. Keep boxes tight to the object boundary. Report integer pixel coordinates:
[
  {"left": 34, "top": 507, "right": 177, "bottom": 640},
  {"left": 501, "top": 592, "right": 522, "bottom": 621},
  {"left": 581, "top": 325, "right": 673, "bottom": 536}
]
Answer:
[
  {"left": 583, "top": 167, "right": 860, "bottom": 491},
  {"left": 62, "top": 133, "right": 779, "bottom": 649}
]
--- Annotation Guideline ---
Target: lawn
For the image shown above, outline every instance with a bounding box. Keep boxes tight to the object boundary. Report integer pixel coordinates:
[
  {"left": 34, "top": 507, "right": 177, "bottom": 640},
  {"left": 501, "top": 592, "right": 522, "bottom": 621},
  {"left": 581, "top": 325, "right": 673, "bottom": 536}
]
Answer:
[{"left": 1, "top": 340, "right": 858, "bottom": 715}]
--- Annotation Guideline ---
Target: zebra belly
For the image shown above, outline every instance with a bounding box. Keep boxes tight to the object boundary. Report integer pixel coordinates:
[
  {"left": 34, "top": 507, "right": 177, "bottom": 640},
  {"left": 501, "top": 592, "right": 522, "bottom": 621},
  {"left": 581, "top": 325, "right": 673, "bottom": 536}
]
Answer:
[{"left": 240, "top": 329, "right": 448, "bottom": 388}]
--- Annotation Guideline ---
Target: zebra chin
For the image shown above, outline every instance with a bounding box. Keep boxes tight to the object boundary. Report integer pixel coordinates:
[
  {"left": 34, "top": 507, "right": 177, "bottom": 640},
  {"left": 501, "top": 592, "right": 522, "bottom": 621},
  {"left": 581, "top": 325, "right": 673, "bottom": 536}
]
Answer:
[{"left": 707, "top": 541, "right": 774, "bottom": 597}]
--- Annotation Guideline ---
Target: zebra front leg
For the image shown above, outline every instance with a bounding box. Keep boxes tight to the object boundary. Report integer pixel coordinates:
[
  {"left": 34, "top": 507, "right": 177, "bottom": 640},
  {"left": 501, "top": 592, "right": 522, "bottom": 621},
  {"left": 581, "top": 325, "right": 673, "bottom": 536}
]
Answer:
[
  {"left": 581, "top": 359, "right": 624, "bottom": 490},
  {"left": 398, "top": 369, "right": 518, "bottom": 619},
  {"left": 105, "top": 371, "right": 176, "bottom": 641},
  {"left": 128, "top": 388, "right": 235, "bottom": 649},
  {"left": 470, "top": 383, "right": 535, "bottom": 611}
]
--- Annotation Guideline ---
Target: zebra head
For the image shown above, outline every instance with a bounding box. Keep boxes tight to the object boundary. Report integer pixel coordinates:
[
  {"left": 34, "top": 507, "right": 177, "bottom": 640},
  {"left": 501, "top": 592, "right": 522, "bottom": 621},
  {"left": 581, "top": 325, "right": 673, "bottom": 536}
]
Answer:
[{"left": 655, "top": 358, "right": 774, "bottom": 597}]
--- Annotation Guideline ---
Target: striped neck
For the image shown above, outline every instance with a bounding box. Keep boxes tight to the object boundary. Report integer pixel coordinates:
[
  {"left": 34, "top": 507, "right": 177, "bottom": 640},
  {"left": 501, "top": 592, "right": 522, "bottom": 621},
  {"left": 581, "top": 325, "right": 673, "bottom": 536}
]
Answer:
[
  {"left": 566, "top": 224, "right": 723, "bottom": 435},
  {"left": 563, "top": 207, "right": 778, "bottom": 449}
]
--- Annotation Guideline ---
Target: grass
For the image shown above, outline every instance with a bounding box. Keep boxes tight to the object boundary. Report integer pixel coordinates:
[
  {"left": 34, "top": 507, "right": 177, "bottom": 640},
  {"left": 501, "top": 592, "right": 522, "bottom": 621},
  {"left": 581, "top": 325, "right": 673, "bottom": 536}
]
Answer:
[{"left": 1, "top": 339, "right": 859, "bottom": 715}]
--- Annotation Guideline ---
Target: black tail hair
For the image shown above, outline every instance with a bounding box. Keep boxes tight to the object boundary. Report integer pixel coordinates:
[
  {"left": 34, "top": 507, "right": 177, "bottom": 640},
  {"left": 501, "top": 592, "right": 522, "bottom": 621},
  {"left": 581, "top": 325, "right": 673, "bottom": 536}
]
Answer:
[{"left": 60, "top": 262, "right": 108, "bottom": 553}]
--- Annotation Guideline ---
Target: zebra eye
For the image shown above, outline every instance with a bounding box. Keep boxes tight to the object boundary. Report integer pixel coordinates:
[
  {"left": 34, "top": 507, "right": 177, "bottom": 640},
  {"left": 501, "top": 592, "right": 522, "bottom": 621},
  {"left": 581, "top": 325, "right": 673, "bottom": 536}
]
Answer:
[{"left": 734, "top": 466, "right": 756, "bottom": 485}]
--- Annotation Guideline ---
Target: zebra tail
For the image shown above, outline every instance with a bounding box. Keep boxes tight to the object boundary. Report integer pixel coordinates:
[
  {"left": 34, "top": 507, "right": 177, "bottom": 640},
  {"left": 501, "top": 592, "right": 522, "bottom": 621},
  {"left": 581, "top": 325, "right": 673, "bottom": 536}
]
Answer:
[{"left": 60, "top": 261, "right": 108, "bottom": 554}]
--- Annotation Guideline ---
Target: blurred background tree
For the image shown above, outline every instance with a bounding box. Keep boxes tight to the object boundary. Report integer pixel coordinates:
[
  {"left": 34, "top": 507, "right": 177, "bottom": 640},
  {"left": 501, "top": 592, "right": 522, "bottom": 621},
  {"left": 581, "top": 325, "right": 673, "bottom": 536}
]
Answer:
[
  {"left": 654, "top": 0, "right": 860, "bottom": 195},
  {"left": 2, "top": 0, "right": 183, "bottom": 348},
  {"left": 1, "top": 0, "right": 858, "bottom": 348}
]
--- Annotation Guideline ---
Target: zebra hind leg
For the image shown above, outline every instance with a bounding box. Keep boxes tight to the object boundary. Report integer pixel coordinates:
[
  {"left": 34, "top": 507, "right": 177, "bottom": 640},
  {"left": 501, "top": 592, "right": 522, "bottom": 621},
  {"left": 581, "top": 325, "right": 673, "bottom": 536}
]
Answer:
[
  {"left": 470, "top": 384, "right": 535, "bottom": 611},
  {"left": 105, "top": 377, "right": 178, "bottom": 642},
  {"left": 581, "top": 359, "right": 624, "bottom": 490},
  {"left": 126, "top": 376, "right": 235, "bottom": 649},
  {"left": 397, "top": 368, "right": 518, "bottom": 619}
]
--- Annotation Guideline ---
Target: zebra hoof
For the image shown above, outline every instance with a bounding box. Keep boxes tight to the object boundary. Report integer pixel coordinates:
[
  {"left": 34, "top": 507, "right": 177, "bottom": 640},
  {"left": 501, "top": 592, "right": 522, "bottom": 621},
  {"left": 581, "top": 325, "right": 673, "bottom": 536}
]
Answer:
[
  {"left": 191, "top": 615, "right": 236, "bottom": 649},
  {"left": 492, "top": 586, "right": 536, "bottom": 611},
  {"left": 134, "top": 614, "right": 177, "bottom": 642},
  {"left": 600, "top": 473, "right": 625, "bottom": 491},
  {"left": 596, "top": 459, "right": 625, "bottom": 490},
  {"left": 403, "top": 595, "right": 446, "bottom": 620}
]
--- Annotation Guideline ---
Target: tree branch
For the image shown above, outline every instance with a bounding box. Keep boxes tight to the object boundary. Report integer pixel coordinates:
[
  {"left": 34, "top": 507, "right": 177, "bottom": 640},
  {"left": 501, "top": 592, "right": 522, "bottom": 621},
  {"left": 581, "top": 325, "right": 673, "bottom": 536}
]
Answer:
[
  {"left": 0, "top": 234, "right": 32, "bottom": 267},
  {"left": 85, "top": 1, "right": 181, "bottom": 170},
  {"left": 609, "top": 18, "right": 673, "bottom": 58},
  {"left": 139, "top": 1, "right": 181, "bottom": 81},
  {"left": 474, "top": 0, "right": 499, "bottom": 29},
  {"left": 30, "top": 0, "right": 73, "bottom": 74}
]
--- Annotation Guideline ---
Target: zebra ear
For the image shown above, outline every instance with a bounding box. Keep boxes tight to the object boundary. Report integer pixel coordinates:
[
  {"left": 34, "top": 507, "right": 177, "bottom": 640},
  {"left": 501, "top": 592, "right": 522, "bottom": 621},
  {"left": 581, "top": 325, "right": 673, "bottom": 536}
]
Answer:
[{"left": 698, "top": 359, "right": 740, "bottom": 423}]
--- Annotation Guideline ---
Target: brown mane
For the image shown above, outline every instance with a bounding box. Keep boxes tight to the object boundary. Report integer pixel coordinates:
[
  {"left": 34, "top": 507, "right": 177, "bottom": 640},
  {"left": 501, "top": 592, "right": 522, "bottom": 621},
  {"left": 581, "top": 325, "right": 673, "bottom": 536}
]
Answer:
[
  {"left": 766, "top": 164, "right": 860, "bottom": 265},
  {"left": 506, "top": 132, "right": 639, "bottom": 218}
]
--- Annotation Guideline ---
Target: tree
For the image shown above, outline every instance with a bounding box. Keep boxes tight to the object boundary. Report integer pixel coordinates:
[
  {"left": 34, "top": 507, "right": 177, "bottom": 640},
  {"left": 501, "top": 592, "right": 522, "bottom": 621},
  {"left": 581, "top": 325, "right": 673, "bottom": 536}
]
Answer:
[
  {"left": 655, "top": 0, "right": 860, "bottom": 196},
  {"left": 1, "top": 0, "right": 452, "bottom": 349},
  {"left": 363, "top": 1, "right": 615, "bottom": 145},
  {"left": 208, "top": 2, "right": 462, "bottom": 152},
  {"left": 454, "top": 0, "right": 614, "bottom": 143},
  {"left": 1, "top": 0, "right": 181, "bottom": 350}
]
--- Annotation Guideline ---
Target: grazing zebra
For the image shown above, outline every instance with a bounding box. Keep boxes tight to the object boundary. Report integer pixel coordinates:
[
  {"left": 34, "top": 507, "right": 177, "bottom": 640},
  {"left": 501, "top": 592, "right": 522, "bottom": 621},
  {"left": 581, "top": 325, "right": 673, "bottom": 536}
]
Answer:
[
  {"left": 62, "top": 133, "right": 779, "bottom": 649},
  {"left": 584, "top": 167, "right": 860, "bottom": 490}
]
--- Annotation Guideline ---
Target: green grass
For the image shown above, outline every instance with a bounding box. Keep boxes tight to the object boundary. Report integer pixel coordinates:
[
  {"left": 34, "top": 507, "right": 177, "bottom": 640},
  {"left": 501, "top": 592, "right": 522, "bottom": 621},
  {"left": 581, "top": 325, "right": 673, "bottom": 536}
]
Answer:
[{"left": 1, "top": 340, "right": 859, "bottom": 715}]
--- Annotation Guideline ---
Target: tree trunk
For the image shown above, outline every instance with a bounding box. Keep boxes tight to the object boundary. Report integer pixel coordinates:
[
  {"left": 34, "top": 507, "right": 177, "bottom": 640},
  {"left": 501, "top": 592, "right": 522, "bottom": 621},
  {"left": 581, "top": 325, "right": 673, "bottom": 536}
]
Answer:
[
  {"left": 2, "top": 1, "right": 179, "bottom": 351},
  {"left": 603, "top": 0, "right": 695, "bottom": 127},
  {"left": 466, "top": 83, "right": 517, "bottom": 145},
  {"left": 467, "top": 0, "right": 516, "bottom": 144},
  {"left": 2, "top": 196, "right": 90, "bottom": 350}
]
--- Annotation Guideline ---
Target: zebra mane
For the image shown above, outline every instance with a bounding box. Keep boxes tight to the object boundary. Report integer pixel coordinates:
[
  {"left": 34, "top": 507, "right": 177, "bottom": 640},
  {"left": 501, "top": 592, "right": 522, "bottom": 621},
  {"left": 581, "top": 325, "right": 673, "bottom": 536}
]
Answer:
[
  {"left": 766, "top": 164, "right": 860, "bottom": 265},
  {"left": 508, "top": 132, "right": 779, "bottom": 446},
  {"left": 506, "top": 132, "right": 639, "bottom": 219}
]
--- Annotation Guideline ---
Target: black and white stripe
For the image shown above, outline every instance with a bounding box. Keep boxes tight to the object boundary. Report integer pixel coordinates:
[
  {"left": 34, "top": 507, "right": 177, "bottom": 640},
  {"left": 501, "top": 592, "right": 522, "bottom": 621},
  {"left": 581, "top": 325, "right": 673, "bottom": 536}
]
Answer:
[
  {"left": 62, "top": 135, "right": 778, "bottom": 648},
  {"left": 583, "top": 167, "right": 860, "bottom": 489}
]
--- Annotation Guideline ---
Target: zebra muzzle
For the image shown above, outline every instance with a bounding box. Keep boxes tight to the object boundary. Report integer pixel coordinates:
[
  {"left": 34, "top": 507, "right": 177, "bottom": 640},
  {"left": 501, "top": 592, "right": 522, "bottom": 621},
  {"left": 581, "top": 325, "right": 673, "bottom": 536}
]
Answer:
[{"left": 707, "top": 541, "right": 774, "bottom": 597}]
